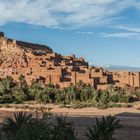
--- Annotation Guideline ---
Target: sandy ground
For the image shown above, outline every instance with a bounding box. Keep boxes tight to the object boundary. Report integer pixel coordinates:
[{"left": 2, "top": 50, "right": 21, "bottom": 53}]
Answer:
[
  {"left": 0, "top": 102, "right": 140, "bottom": 116},
  {"left": 0, "top": 103, "right": 140, "bottom": 140}
]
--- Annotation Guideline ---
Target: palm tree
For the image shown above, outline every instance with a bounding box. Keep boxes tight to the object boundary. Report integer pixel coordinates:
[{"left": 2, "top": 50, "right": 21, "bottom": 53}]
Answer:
[
  {"left": 0, "top": 112, "right": 76, "bottom": 140},
  {"left": 0, "top": 76, "right": 16, "bottom": 103},
  {"left": 51, "top": 115, "right": 76, "bottom": 140},
  {"left": 85, "top": 115, "right": 122, "bottom": 140},
  {"left": 1, "top": 112, "right": 33, "bottom": 140},
  {"left": 0, "top": 76, "right": 15, "bottom": 94}
]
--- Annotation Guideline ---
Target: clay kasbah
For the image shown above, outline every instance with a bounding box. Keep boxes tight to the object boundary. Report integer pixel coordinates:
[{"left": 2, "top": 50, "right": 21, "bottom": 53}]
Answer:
[{"left": 0, "top": 32, "right": 139, "bottom": 90}]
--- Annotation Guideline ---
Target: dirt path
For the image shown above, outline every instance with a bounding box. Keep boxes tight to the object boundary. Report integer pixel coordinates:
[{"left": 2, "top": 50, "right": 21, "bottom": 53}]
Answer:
[{"left": 0, "top": 103, "right": 140, "bottom": 116}]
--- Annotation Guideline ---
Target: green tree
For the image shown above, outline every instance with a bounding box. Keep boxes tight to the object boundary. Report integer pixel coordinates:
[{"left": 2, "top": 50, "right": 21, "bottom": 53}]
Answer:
[
  {"left": 85, "top": 115, "right": 121, "bottom": 140},
  {"left": 51, "top": 116, "right": 76, "bottom": 140},
  {"left": 0, "top": 76, "right": 16, "bottom": 103},
  {"left": 0, "top": 112, "right": 76, "bottom": 140},
  {"left": 1, "top": 112, "right": 33, "bottom": 140}
]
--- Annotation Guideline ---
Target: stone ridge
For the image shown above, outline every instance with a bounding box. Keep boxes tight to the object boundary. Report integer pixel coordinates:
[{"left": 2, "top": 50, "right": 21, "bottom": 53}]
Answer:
[
  {"left": 0, "top": 32, "right": 140, "bottom": 90},
  {"left": 16, "top": 40, "right": 52, "bottom": 52},
  {"left": 0, "top": 32, "right": 52, "bottom": 54}
]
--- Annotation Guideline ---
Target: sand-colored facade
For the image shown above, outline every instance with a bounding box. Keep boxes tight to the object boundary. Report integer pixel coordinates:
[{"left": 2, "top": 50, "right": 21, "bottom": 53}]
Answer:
[{"left": 0, "top": 32, "right": 139, "bottom": 90}]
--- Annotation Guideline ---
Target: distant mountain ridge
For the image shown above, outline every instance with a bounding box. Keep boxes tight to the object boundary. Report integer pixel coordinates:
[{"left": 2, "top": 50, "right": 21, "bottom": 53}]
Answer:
[{"left": 103, "top": 65, "right": 140, "bottom": 72}]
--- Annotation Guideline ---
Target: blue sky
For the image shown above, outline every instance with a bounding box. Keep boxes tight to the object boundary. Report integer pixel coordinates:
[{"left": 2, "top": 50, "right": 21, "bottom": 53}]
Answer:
[{"left": 1, "top": 0, "right": 140, "bottom": 67}]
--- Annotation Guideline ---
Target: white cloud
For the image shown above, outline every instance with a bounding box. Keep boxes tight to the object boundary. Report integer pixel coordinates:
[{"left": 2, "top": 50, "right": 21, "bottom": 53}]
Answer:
[
  {"left": 100, "top": 32, "right": 140, "bottom": 39},
  {"left": 116, "top": 25, "right": 140, "bottom": 33},
  {"left": 101, "top": 24, "right": 140, "bottom": 40},
  {"left": 0, "top": 0, "right": 139, "bottom": 29},
  {"left": 76, "top": 31, "right": 94, "bottom": 34}
]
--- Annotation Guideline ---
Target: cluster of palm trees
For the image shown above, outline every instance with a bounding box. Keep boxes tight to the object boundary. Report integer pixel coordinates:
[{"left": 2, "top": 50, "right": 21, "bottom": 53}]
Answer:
[
  {"left": 0, "top": 76, "right": 28, "bottom": 103},
  {"left": 0, "top": 76, "right": 133, "bottom": 109},
  {"left": 0, "top": 111, "right": 121, "bottom": 140}
]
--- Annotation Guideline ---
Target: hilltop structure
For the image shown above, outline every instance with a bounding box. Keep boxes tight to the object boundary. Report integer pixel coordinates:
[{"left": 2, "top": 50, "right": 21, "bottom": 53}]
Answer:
[{"left": 0, "top": 32, "right": 140, "bottom": 90}]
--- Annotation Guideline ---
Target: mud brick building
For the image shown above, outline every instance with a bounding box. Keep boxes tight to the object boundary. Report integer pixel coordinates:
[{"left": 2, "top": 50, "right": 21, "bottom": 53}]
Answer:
[{"left": 0, "top": 32, "right": 140, "bottom": 90}]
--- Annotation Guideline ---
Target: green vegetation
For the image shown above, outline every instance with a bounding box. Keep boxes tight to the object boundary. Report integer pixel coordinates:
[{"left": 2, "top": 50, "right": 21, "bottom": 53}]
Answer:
[
  {"left": 0, "top": 111, "right": 76, "bottom": 140},
  {"left": 0, "top": 76, "right": 28, "bottom": 104},
  {"left": 0, "top": 111, "right": 121, "bottom": 140},
  {"left": 0, "top": 76, "right": 136, "bottom": 109},
  {"left": 85, "top": 115, "right": 122, "bottom": 140}
]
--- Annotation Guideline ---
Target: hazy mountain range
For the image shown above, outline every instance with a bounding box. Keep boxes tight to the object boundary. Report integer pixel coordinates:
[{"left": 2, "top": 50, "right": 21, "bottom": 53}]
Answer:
[{"left": 102, "top": 65, "right": 140, "bottom": 72}]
